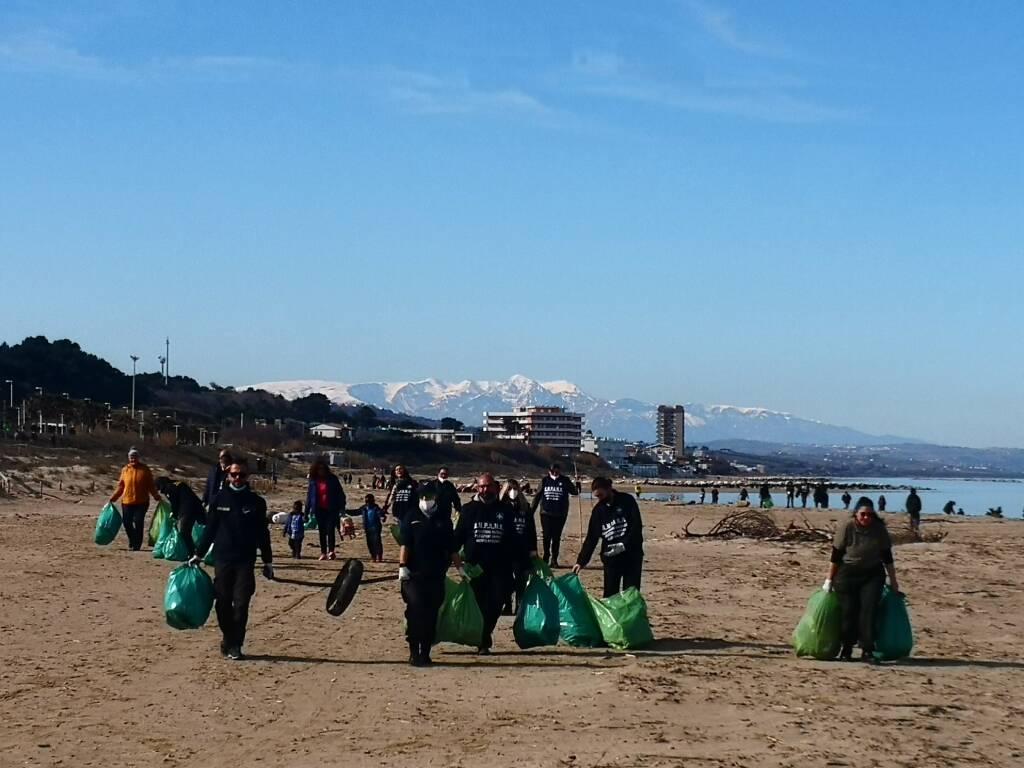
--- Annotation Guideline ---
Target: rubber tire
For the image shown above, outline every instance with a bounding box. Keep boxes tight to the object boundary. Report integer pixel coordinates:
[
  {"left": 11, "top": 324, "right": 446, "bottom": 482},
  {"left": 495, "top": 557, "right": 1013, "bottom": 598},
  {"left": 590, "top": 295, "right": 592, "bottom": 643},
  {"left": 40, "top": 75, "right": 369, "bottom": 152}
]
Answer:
[{"left": 326, "top": 558, "right": 364, "bottom": 616}]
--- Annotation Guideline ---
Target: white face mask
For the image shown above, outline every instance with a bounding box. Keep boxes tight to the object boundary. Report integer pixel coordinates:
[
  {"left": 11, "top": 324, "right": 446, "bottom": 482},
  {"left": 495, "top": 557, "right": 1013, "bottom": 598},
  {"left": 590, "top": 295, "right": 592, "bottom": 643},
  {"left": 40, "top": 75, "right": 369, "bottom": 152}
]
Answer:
[
  {"left": 549, "top": 472, "right": 558, "bottom": 480},
  {"left": 438, "top": 475, "right": 447, "bottom": 482},
  {"left": 509, "top": 489, "right": 519, "bottom": 500},
  {"left": 419, "top": 499, "right": 437, "bottom": 514}
]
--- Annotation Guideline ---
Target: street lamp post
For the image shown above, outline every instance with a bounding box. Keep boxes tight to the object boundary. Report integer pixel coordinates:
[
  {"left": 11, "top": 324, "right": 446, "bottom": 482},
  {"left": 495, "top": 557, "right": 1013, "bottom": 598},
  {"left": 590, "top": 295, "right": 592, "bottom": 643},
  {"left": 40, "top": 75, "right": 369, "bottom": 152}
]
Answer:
[
  {"left": 130, "top": 355, "right": 139, "bottom": 418},
  {"left": 4, "top": 379, "right": 11, "bottom": 408}
]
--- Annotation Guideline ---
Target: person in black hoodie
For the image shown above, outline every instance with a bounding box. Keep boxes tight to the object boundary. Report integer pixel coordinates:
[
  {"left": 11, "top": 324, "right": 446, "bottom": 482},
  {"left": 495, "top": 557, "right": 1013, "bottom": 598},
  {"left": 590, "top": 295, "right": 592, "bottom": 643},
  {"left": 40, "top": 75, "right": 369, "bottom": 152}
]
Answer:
[
  {"left": 191, "top": 459, "right": 273, "bottom": 661},
  {"left": 574, "top": 477, "right": 644, "bottom": 598},
  {"left": 432, "top": 466, "right": 463, "bottom": 519},
  {"left": 455, "top": 473, "right": 523, "bottom": 654},
  {"left": 398, "top": 482, "right": 460, "bottom": 666},
  {"left": 384, "top": 464, "right": 419, "bottom": 523},
  {"left": 155, "top": 476, "right": 206, "bottom": 557},
  {"left": 530, "top": 463, "right": 579, "bottom": 568},
  {"left": 202, "top": 449, "right": 233, "bottom": 509},
  {"left": 500, "top": 478, "right": 539, "bottom": 615}
]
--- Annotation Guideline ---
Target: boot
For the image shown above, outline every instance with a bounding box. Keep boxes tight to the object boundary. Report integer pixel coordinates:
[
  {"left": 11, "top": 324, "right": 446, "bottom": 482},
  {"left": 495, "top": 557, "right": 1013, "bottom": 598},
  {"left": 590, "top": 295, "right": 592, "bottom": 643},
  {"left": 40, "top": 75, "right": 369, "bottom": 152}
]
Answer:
[
  {"left": 419, "top": 642, "right": 433, "bottom": 666},
  {"left": 408, "top": 642, "right": 422, "bottom": 667}
]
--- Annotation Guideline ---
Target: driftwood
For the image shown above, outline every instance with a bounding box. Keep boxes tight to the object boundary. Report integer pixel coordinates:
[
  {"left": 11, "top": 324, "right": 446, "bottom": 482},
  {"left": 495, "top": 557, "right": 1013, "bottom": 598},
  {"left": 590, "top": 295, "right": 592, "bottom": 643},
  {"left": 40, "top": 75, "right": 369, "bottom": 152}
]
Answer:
[{"left": 682, "top": 510, "right": 832, "bottom": 543}]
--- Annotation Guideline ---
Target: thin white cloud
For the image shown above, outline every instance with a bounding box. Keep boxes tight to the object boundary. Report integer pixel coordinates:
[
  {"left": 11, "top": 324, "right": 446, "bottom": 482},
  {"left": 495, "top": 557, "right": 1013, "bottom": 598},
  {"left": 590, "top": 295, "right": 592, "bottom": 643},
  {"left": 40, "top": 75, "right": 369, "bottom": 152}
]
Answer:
[
  {"left": 386, "top": 69, "right": 554, "bottom": 119},
  {"left": 687, "top": 1, "right": 788, "bottom": 58}
]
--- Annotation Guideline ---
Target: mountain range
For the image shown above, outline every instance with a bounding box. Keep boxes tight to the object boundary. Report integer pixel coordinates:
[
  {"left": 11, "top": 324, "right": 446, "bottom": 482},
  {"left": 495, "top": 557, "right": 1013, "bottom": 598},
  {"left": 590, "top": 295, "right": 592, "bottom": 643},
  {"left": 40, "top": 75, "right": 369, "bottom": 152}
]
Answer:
[{"left": 246, "top": 375, "right": 914, "bottom": 446}]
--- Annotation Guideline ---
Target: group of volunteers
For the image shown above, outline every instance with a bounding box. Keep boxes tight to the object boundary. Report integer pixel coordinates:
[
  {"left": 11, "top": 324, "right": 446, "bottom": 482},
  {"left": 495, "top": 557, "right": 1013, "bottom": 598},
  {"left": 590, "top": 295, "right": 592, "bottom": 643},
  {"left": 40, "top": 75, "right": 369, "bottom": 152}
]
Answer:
[{"left": 111, "top": 448, "right": 902, "bottom": 667}]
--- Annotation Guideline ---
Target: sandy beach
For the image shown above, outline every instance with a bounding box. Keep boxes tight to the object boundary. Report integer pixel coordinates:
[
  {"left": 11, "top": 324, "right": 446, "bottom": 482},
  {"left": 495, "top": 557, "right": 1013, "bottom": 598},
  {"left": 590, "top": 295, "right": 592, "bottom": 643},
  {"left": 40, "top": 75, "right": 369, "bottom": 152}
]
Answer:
[{"left": 1, "top": 489, "right": 1022, "bottom": 768}]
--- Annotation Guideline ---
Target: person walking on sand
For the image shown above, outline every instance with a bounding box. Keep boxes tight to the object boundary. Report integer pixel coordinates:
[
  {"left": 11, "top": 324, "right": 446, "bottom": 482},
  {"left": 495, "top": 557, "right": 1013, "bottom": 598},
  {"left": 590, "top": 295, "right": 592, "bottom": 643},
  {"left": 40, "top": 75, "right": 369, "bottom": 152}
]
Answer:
[
  {"left": 711, "top": 486, "right": 719, "bottom": 504},
  {"left": 905, "top": 488, "right": 922, "bottom": 531},
  {"left": 500, "top": 478, "right": 538, "bottom": 615},
  {"left": 399, "top": 482, "right": 460, "bottom": 666},
  {"left": 842, "top": 491, "right": 853, "bottom": 510},
  {"left": 821, "top": 497, "right": 899, "bottom": 664},
  {"left": 574, "top": 477, "right": 644, "bottom": 598},
  {"left": 799, "top": 483, "right": 810, "bottom": 508},
  {"left": 191, "top": 458, "right": 274, "bottom": 661},
  {"left": 305, "top": 458, "right": 347, "bottom": 561},
  {"left": 759, "top": 482, "right": 772, "bottom": 509},
  {"left": 202, "top": 449, "right": 233, "bottom": 510},
  {"left": 878, "top": 494, "right": 887, "bottom": 512},
  {"left": 282, "top": 500, "right": 305, "bottom": 558},
  {"left": 455, "top": 473, "right": 522, "bottom": 654},
  {"left": 360, "top": 494, "right": 385, "bottom": 563},
  {"left": 155, "top": 476, "right": 205, "bottom": 557},
  {"left": 531, "top": 463, "right": 579, "bottom": 568},
  {"left": 786, "top": 481, "right": 796, "bottom": 508},
  {"left": 110, "top": 448, "right": 161, "bottom": 551},
  {"left": 432, "top": 466, "right": 463, "bottom": 519},
  {"left": 383, "top": 465, "right": 418, "bottom": 523}
]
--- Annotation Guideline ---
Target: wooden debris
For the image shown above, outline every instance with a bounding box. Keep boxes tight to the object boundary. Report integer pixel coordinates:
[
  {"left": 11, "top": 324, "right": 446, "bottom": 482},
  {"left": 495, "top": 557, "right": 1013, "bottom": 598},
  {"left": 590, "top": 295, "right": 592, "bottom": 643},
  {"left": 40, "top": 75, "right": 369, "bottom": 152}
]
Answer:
[{"left": 682, "top": 510, "right": 833, "bottom": 543}]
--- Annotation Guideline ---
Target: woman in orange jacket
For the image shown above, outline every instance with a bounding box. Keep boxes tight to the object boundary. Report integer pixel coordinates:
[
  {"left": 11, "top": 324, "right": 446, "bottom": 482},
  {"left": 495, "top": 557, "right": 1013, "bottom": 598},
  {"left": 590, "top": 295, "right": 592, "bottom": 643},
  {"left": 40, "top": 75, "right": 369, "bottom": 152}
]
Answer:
[{"left": 110, "top": 447, "right": 161, "bottom": 550}]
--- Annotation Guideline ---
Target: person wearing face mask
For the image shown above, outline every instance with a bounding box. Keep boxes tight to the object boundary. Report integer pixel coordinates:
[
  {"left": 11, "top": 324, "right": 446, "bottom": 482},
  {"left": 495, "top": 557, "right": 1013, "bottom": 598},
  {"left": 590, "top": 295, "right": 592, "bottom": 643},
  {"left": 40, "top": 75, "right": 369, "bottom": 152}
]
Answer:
[
  {"left": 500, "top": 478, "right": 538, "bottom": 615},
  {"left": 530, "top": 463, "right": 579, "bottom": 568},
  {"left": 383, "top": 465, "right": 418, "bottom": 523},
  {"left": 202, "top": 449, "right": 233, "bottom": 510},
  {"left": 398, "top": 482, "right": 460, "bottom": 666},
  {"left": 455, "top": 473, "right": 523, "bottom": 654},
  {"left": 823, "top": 497, "right": 899, "bottom": 663},
  {"left": 191, "top": 459, "right": 274, "bottom": 661},
  {"left": 574, "top": 477, "right": 644, "bottom": 598},
  {"left": 432, "top": 466, "right": 463, "bottom": 519}
]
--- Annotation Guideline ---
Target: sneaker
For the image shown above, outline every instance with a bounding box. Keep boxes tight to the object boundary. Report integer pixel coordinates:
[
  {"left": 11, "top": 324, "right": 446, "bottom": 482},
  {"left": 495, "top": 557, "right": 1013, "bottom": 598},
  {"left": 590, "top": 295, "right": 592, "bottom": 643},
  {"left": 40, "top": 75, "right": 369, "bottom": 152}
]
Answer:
[
  {"left": 226, "top": 647, "right": 244, "bottom": 661},
  {"left": 838, "top": 644, "right": 854, "bottom": 662},
  {"left": 477, "top": 647, "right": 491, "bottom": 656},
  {"left": 219, "top": 642, "right": 229, "bottom": 657},
  {"left": 318, "top": 554, "right": 328, "bottom": 561}
]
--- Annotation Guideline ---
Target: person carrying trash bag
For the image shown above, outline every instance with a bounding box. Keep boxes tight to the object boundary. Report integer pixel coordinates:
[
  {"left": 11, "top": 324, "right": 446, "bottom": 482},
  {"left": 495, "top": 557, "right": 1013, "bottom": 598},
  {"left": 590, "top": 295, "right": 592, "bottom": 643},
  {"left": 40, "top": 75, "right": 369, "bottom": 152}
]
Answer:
[
  {"left": 823, "top": 496, "right": 901, "bottom": 664},
  {"left": 191, "top": 458, "right": 274, "bottom": 661},
  {"left": 574, "top": 477, "right": 644, "bottom": 598},
  {"left": 500, "top": 478, "right": 539, "bottom": 615},
  {"left": 398, "top": 481, "right": 461, "bottom": 667},
  {"left": 109, "top": 447, "right": 162, "bottom": 551},
  {"left": 155, "top": 477, "right": 206, "bottom": 558},
  {"left": 454, "top": 473, "right": 524, "bottom": 655}
]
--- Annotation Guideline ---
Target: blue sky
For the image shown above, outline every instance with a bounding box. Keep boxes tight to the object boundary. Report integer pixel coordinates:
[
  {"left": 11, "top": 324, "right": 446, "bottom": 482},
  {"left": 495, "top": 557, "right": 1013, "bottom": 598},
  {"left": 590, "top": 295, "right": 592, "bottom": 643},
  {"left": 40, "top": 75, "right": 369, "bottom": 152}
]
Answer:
[{"left": 1, "top": 1, "right": 1021, "bottom": 447}]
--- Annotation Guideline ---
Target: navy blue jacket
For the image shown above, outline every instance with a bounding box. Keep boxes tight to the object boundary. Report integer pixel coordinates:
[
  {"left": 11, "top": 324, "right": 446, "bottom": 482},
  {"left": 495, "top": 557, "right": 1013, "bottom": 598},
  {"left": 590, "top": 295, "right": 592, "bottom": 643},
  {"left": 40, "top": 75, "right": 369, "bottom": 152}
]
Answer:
[{"left": 305, "top": 473, "right": 346, "bottom": 518}]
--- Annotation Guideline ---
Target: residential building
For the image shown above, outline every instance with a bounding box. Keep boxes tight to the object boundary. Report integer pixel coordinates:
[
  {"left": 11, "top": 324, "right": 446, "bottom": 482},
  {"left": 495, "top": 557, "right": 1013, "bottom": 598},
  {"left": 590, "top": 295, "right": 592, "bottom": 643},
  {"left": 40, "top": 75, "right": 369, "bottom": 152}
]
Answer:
[
  {"left": 309, "top": 423, "right": 353, "bottom": 441},
  {"left": 656, "top": 405, "right": 685, "bottom": 458},
  {"left": 399, "top": 428, "right": 475, "bottom": 444},
  {"left": 580, "top": 430, "right": 628, "bottom": 468},
  {"left": 483, "top": 405, "right": 583, "bottom": 452}
]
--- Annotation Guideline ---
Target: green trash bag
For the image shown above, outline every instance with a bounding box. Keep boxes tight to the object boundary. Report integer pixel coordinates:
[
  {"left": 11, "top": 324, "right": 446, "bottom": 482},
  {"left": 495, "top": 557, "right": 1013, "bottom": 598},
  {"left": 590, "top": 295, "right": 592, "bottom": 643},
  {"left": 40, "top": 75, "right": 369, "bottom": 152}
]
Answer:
[
  {"left": 305, "top": 513, "right": 318, "bottom": 530},
  {"left": 588, "top": 587, "right": 654, "bottom": 650},
  {"left": 151, "top": 513, "right": 176, "bottom": 559},
  {"left": 874, "top": 587, "right": 913, "bottom": 661},
  {"left": 164, "top": 563, "right": 215, "bottom": 630},
  {"left": 513, "top": 574, "right": 561, "bottom": 649},
  {"left": 148, "top": 500, "right": 171, "bottom": 546},
  {"left": 434, "top": 577, "right": 484, "bottom": 648},
  {"left": 551, "top": 573, "right": 604, "bottom": 647},
  {"left": 190, "top": 522, "right": 215, "bottom": 564},
  {"left": 93, "top": 502, "right": 123, "bottom": 546},
  {"left": 529, "top": 556, "right": 553, "bottom": 582},
  {"left": 462, "top": 561, "right": 483, "bottom": 580},
  {"left": 389, "top": 523, "right": 402, "bottom": 545},
  {"left": 792, "top": 588, "right": 842, "bottom": 660},
  {"left": 161, "top": 526, "right": 191, "bottom": 562}
]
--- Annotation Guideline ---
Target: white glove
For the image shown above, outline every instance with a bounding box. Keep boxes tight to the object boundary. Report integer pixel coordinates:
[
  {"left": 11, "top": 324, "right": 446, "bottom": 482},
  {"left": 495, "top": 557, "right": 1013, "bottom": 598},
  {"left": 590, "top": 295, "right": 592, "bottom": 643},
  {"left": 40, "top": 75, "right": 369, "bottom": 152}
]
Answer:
[
  {"left": 821, "top": 578, "right": 833, "bottom": 592},
  {"left": 187, "top": 555, "right": 201, "bottom": 567},
  {"left": 458, "top": 566, "right": 470, "bottom": 581},
  {"left": 399, "top": 566, "right": 411, "bottom": 581}
]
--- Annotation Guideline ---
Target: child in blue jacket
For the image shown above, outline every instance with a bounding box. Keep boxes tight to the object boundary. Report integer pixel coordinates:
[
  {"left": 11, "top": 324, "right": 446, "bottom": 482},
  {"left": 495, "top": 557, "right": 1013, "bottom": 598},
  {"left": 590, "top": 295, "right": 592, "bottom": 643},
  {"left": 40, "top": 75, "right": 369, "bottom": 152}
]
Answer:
[
  {"left": 282, "top": 500, "right": 305, "bottom": 558},
  {"left": 360, "top": 494, "right": 385, "bottom": 563}
]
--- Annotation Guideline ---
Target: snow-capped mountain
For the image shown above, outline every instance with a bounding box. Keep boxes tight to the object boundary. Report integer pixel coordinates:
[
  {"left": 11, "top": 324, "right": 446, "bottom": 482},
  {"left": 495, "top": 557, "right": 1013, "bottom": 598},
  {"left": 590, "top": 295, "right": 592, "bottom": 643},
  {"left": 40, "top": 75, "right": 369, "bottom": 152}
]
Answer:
[{"left": 246, "top": 375, "right": 910, "bottom": 446}]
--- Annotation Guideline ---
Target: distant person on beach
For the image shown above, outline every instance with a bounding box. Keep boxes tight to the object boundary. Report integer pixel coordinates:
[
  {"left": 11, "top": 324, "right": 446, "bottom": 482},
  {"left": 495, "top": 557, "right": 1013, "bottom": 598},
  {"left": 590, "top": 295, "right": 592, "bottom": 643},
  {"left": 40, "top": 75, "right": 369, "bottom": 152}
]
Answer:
[
  {"left": 799, "top": 483, "right": 810, "bottom": 508},
  {"left": 360, "top": 494, "right": 385, "bottom": 563},
  {"left": 155, "top": 476, "right": 205, "bottom": 557},
  {"left": 711, "top": 486, "right": 719, "bottom": 504},
  {"left": 305, "top": 458, "right": 346, "bottom": 561},
  {"left": 399, "top": 481, "right": 459, "bottom": 667},
  {"left": 878, "top": 495, "right": 887, "bottom": 512},
  {"left": 700, "top": 487, "right": 706, "bottom": 504},
  {"left": 531, "top": 463, "right": 579, "bottom": 568},
  {"left": 203, "top": 449, "right": 233, "bottom": 509},
  {"left": 191, "top": 458, "right": 273, "bottom": 661},
  {"left": 383, "top": 465, "right": 418, "bottom": 523},
  {"left": 822, "top": 497, "right": 899, "bottom": 664},
  {"left": 635, "top": 483, "right": 643, "bottom": 497},
  {"left": 905, "top": 488, "right": 922, "bottom": 531},
  {"left": 282, "top": 500, "right": 305, "bottom": 558},
  {"left": 759, "top": 483, "right": 772, "bottom": 508},
  {"left": 841, "top": 492, "right": 853, "bottom": 510},
  {"left": 109, "top": 448, "right": 161, "bottom": 551},
  {"left": 785, "top": 481, "right": 795, "bottom": 508},
  {"left": 813, "top": 482, "right": 829, "bottom": 509},
  {"left": 739, "top": 487, "right": 749, "bottom": 502},
  {"left": 432, "top": 466, "right": 463, "bottom": 519},
  {"left": 942, "top": 500, "right": 956, "bottom": 515},
  {"left": 575, "top": 477, "right": 644, "bottom": 598}
]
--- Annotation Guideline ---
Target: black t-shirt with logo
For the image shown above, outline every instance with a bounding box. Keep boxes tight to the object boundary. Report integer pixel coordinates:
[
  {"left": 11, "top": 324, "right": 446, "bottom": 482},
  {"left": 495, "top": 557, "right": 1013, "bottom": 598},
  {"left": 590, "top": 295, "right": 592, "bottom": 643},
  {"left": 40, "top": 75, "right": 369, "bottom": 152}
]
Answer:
[
  {"left": 196, "top": 485, "right": 272, "bottom": 566},
  {"left": 531, "top": 474, "right": 578, "bottom": 516},
  {"left": 454, "top": 499, "right": 522, "bottom": 572},
  {"left": 577, "top": 491, "right": 644, "bottom": 567}
]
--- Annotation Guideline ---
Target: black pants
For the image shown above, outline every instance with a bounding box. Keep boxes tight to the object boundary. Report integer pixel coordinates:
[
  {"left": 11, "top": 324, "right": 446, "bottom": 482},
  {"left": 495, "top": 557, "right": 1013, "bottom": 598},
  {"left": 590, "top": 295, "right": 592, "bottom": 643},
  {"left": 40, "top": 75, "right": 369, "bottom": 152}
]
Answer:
[
  {"left": 503, "top": 565, "right": 529, "bottom": 614},
  {"left": 214, "top": 563, "right": 257, "bottom": 650},
  {"left": 121, "top": 502, "right": 149, "bottom": 550},
  {"left": 471, "top": 570, "right": 512, "bottom": 650},
  {"left": 365, "top": 529, "right": 383, "bottom": 560},
  {"left": 315, "top": 510, "right": 337, "bottom": 553},
  {"left": 401, "top": 573, "right": 446, "bottom": 647},
  {"left": 602, "top": 556, "right": 643, "bottom": 598},
  {"left": 288, "top": 538, "right": 303, "bottom": 557},
  {"left": 540, "top": 513, "right": 567, "bottom": 565},
  {"left": 786, "top": 494, "right": 794, "bottom": 508},
  {"left": 178, "top": 515, "right": 197, "bottom": 557},
  {"left": 835, "top": 569, "right": 885, "bottom": 653}
]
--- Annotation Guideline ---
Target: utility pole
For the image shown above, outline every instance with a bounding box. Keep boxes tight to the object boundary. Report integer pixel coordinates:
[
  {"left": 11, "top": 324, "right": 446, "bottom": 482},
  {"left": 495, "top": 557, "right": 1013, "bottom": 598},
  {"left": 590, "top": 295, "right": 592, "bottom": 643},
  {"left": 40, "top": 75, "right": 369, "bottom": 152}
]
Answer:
[
  {"left": 130, "top": 355, "right": 139, "bottom": 418},
  {"left": 4, "top": 379, "right": 11, "bottom": 408}
]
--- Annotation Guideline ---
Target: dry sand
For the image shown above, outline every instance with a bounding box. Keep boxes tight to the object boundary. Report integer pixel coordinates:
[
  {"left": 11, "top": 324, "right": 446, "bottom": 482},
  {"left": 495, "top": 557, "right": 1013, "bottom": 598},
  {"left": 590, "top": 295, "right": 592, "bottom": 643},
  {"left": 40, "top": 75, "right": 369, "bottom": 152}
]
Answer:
[{"left": 1, "top": 492, "right": 1022, "bottom": 768}]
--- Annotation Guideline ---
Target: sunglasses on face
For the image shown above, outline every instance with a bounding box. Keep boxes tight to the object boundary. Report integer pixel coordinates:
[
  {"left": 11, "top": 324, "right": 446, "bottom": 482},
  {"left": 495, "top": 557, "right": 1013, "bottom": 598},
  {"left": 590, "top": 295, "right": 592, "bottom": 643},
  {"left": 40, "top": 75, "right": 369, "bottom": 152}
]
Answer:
[{"left": 229, "top": 472, "right": 247, "bottom": 478}]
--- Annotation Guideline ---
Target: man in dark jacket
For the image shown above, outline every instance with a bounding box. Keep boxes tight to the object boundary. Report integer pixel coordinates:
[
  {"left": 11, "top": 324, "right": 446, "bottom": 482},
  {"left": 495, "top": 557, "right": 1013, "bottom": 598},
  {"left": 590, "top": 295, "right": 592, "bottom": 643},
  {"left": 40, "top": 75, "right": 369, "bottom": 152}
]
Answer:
[
  {"left": 399, "top": 482, "right": 459, "bottom": 666},
  {"left": 432, "top": 466, "right": 463, "bottom": 519},
  {"left": 202, "top": 449, "right": 233, "bottom": 509},
  {"left": 455, "top": 473, "right": 523, "bottom": 654},
  {"left": 574, "top": 477, "right": 644, "bottom": 598},
  {"left": 384, "top": 465, "right": 418, "bottom": 523},
  {"left": 905, "top": 488, "right": 922, "bottom": 530},
  {"left": 530, "top": 463, "right": 579, "bottom": 568},
  {"left": 192, "top": 459, "right": 273, "bottom": 660},
  {"left": 155, "top": 477, "right": 206, "bottom": 557}
]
